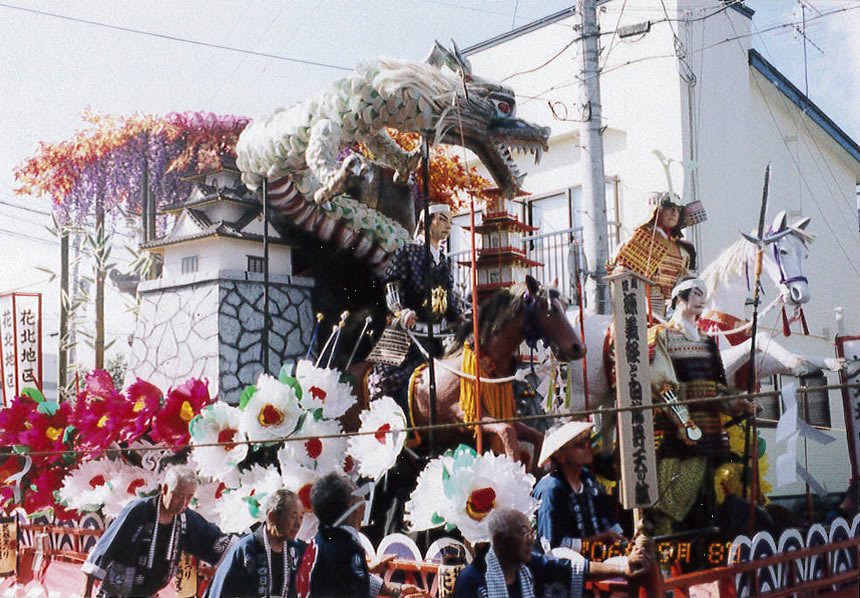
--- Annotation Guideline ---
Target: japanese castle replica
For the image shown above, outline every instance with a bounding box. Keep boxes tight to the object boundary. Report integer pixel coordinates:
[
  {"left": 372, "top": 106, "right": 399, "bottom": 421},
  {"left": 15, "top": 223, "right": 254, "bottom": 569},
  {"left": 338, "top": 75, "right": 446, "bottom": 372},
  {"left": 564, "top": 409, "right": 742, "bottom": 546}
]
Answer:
[{"left": 126, "top": 161, "right": 314, "bottom": 401}]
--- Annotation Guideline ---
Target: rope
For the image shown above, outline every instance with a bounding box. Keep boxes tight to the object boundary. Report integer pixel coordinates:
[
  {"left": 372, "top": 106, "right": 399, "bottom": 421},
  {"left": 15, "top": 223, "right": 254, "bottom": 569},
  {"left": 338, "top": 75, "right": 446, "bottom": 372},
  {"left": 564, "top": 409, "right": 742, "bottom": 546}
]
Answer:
[
  {"left": 10, "top": 381, "right": 859, "bottom": 460},
  {"left": 405, "top": 329, "right": 554, "bottom": 383}
]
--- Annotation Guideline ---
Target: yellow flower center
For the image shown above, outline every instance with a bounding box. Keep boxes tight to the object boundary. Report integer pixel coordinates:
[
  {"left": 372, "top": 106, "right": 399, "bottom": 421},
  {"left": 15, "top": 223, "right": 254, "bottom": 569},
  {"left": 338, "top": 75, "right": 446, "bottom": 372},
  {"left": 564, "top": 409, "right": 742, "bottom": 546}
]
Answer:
[
  {"left": 46, "top": 427, "right": 61, "bottom": 441},
  {"left": 179, "top": 401, "right": 194, "bottom": 422},
  {"left": 133, "top": 399, "right": 145, "bottom": 412},
  {"left": 97, "top": 415, "right": 109, "bottom": 428}
]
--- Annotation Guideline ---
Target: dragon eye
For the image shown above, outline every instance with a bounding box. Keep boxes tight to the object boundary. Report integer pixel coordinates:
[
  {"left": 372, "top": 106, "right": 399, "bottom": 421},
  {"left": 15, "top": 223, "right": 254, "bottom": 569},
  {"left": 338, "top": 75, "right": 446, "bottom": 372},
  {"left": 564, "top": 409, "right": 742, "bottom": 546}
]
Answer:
[{"left": 493, "top": 99, "right": 513, "bottom": 116}]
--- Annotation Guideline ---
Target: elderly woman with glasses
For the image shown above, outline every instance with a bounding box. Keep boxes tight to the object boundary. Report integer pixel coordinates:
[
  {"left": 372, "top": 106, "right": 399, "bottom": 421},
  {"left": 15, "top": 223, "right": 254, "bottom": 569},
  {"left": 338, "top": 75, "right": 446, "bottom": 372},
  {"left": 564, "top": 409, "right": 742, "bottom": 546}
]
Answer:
[{"left": 453, "top": 508, "right": 650, "bottom": 598}]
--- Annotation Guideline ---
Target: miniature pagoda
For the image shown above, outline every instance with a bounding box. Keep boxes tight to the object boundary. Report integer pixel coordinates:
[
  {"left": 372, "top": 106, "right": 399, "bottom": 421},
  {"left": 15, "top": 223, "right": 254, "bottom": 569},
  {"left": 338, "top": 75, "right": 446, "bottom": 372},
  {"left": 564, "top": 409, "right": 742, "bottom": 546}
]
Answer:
[{"left": 466, "top": 191, "right": 541, "bottom": 303}]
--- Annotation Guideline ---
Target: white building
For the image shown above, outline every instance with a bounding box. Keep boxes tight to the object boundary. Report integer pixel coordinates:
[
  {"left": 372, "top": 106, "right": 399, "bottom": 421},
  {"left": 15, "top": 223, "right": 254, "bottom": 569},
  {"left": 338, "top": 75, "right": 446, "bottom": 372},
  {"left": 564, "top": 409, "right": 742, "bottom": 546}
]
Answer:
[{"left": 455, "top": 1, "right": 860, "bottom": 498}]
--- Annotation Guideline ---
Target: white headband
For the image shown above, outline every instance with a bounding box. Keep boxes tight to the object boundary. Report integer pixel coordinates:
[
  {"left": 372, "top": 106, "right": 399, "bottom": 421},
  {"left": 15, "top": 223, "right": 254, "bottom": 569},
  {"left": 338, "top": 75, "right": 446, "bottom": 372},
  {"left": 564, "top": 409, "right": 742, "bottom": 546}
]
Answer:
[
  {"left": 428, "top": 204, "right": 451, "bottom": 215},
  {"left": 670, "top": 278, "right": 705, "bottom": 300}
]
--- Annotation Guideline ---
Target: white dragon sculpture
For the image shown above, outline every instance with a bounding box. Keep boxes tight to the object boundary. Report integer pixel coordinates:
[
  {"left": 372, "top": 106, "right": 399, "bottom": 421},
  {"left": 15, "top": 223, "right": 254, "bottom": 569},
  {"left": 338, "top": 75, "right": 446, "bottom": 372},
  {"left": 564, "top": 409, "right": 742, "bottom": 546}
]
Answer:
[{"left": 236, "top": 42, "right": 550, "bottom": 272}]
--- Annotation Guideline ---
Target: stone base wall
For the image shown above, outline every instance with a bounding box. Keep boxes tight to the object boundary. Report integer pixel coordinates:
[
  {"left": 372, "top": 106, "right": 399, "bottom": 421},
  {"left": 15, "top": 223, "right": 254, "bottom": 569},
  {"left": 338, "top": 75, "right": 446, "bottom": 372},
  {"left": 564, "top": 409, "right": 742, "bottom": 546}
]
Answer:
[
  {"left": 218, "top": 277, "right": 314, "bottom": 401},
  {"left": 126, "top": 271, "right": 313, "bottom": 401}
]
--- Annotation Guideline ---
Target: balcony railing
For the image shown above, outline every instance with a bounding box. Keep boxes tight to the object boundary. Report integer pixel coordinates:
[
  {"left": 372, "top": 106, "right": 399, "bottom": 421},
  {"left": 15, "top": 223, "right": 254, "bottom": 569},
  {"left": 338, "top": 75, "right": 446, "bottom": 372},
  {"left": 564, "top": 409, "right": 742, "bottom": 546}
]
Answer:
[{"left": 449, "top": 227, "right": 584, "bottom": 306}]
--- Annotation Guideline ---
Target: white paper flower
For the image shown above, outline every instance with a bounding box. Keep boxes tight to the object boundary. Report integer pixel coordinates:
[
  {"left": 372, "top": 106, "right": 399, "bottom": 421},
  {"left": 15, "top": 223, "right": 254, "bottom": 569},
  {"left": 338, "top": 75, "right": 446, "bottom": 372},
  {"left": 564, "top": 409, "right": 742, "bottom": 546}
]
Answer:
[
  {"left": 441, "top": 449, "right": 537, "bottom": 544},
  {"left": 103, "top": 464, "right": 159, "bottom": 518},
  {"left": 279, "top": 460, "right": 321, "bottom": 542},
  {"left": 190, "top": 402, "right": 249, "bottom": 477},
  {"left": 295, "top": 360, "right": 357, "bottom": 420},
  {"left": 240, "top": 374, "right": 302, "bottom": 442},
  {"left": 58, "top": 457, "right": 123, "bottom": 512},
  {"left": 404, "top": 445, "right": 537, "bottom": 544},
  {"left": 347, "top": 396, "right": 407, "bottom": 481},
  {"left": 404, "top": 454, "right": 454, "bottom": 532},
  {"left": 277, "top": 417, "right": 346, "bottom": 473},
  {"left": 213, "top": 464, "right": 283, "bottom": 533},
  {"left": 193, "top": 476, "right": 232, "bottom": 524}
]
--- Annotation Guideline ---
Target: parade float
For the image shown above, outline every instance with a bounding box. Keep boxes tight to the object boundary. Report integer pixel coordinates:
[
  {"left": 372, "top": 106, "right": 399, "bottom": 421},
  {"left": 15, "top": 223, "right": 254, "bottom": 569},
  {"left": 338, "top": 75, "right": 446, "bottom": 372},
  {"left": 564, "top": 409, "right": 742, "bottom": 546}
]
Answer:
[{"left": 1, "top": 42, "right": 858, "bottom": 597}]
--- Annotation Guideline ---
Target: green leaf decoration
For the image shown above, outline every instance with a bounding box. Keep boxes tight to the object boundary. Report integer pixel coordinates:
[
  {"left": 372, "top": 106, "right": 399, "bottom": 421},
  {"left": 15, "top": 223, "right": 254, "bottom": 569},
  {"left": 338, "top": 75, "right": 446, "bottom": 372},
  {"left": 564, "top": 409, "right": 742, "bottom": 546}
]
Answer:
[
  {"left": 21, "top": 387, "right": 45, "bottom": 403},
  {"left": 37, "top": 401, "right": 59, "bottom": 415},
  {"left": 757, "top": 436, "right": 766, "bottom": 457},
  {"left": 282, "top": 375, "right": 302, "bottom": 400},
  {"left": 62, "top": 426, "right": 75, "bottom": 444},
  {"left": 444, "top": 522, "right": 456, "bottom": 532},
  {"left": 278, "top": 362, "right": 296, "bottom": 384},
  {"left": 431, "top": 512, "right": 445, "bottom": 525},
  {"left": 313, "top": 408, "right": 324, "bottom": 421},
  {"left": 188, "top": 414, "right": 203, "bottom": 438},
  {"left": 243, "top": 495, "right": 261, "bottom": 519},
  {"left": 12, "top": 445, "right": 30, "bottom": 454},
  {"left": 239, "top": 385, "right": 257, "bottom": 410}
]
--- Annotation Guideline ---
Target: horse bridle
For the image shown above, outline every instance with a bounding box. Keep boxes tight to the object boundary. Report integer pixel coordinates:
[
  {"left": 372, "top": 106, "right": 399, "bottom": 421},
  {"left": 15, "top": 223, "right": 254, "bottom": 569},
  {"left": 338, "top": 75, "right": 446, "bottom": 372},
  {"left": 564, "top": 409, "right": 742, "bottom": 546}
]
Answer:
[
  {"left": 769, "top": 229, "right": 808, "bottom": 286},
  {"left": 521, "top": 288, "right": 556, "bottom": 351}
]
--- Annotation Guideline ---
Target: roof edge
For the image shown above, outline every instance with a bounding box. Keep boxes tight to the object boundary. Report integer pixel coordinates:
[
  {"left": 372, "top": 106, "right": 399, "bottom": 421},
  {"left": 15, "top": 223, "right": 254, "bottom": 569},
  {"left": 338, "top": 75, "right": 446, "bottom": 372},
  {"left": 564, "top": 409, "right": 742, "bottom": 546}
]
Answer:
[
  {"left": 749, "top": 49, "right": 860, "bottom": 165},
  {"left": 461, "top": 6, "right": 577, "bottom": 56},
  {"left": 729, "top": 1, "right": 754, "bottom": 19}
]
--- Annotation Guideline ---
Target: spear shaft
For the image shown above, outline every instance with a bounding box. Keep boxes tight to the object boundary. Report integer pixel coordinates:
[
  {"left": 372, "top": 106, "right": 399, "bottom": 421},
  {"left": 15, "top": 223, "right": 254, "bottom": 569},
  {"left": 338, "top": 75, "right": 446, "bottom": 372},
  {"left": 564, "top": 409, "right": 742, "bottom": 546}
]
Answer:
[{"left": 742, "top": 164, "right": 770, "bottom": 520}]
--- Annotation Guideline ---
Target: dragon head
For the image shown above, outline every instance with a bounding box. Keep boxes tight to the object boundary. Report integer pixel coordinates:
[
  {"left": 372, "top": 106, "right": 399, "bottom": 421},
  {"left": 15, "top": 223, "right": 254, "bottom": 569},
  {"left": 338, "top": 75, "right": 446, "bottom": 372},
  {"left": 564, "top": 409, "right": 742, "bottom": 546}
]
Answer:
[{"left": 424, "top": 42, "right": 550, "bottom": 199}]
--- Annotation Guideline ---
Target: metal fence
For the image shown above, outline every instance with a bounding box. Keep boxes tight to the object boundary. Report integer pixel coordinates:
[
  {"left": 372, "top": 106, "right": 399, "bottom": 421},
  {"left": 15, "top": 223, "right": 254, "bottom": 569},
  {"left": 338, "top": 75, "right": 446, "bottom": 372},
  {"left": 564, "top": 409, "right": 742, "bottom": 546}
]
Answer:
[{"left": 448, "top": 227, "right": 584, "bottom": 306}]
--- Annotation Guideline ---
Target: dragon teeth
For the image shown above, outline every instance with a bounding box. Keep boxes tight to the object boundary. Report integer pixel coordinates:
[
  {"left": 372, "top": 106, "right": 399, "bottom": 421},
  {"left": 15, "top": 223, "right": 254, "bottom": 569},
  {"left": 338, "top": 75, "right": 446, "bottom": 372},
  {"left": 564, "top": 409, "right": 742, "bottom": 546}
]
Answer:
[{"left": 535, "top": 147, "right": 542, "bottom": 165}]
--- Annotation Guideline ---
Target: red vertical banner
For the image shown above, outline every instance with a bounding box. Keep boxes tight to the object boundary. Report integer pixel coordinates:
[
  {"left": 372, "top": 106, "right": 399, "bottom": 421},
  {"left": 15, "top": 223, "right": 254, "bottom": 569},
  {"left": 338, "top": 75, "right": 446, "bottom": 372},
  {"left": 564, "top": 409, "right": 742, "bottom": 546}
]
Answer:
[
  {"left": 0, "top": 293, "right": 43, "bottom": 405},
  {"left": 835, "top": 335, "right": 860, "bottom": 483}
]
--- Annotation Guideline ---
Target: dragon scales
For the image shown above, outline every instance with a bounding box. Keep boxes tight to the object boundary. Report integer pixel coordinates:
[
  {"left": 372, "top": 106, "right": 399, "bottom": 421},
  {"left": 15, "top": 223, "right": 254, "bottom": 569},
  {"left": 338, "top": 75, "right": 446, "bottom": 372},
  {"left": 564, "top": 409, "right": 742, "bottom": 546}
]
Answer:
[{"left": 236, "top": 42, "right": 550, "bottom": 274}]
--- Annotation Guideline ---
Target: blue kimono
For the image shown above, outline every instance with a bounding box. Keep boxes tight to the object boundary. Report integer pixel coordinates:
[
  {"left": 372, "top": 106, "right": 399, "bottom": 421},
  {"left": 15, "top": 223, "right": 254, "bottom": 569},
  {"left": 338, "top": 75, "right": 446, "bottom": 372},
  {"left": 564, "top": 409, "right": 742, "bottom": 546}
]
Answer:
[
  {"left": 82, "top": 496, "right": 230, "bottom": 597},
  {"left": 296, "top": 525, "right": 382, "bottom": 598},
  {"left": 206, "top": 526, "right": 306, "bottom": 598},
  {"left": 533, "top": 469, "right": 622, "bottom": 552},
  {"left": 453, "top": 549, "right": 587, "bottom": 598}
]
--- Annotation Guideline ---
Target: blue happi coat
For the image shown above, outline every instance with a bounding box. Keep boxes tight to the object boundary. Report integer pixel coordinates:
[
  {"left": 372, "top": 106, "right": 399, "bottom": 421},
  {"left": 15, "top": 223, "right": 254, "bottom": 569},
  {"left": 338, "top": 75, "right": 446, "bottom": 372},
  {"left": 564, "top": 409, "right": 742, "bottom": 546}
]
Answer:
[
  {"left": 82, "top": 496, "right": 230, "bottom": 597},
  {"left": 296, "top": 525, "right": 382, "bottom": 598},
  {"left": 205, "top": 526, "right": 306, "bottom": 598}
]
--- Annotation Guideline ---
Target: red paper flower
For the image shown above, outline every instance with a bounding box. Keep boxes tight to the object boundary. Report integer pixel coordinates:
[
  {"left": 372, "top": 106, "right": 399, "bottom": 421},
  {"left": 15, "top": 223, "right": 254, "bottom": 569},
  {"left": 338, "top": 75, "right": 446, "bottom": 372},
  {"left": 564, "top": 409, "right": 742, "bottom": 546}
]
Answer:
[
  {"left": 84, "top": 370, "right": 116, "bottom": 400},
  {"left": 23, "top": 467, "right": 66, "bottom": 516},
  {"left": 0, "top": 394, "right": 39, "bottom": 447},
  {"left": 150, "top": 378, "right": 212, "bottom": 447},
  {"left": 18, "top": 401, "right": 72, "bottom": 464},
  {"left": 119, "top": 378, "right": 163, "bottom": 443},
  {"left": 71, "top": 370, "right": 129, "bottom": 453}
]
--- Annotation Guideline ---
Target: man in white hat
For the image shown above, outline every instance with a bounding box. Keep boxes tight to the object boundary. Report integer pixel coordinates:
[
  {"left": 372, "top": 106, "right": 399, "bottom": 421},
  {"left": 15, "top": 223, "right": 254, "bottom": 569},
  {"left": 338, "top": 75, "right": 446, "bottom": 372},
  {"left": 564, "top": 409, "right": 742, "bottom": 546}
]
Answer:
[
  {"left": 533, "top": 421, "right": 626, "bottom": 554},
  {"left": 369, "top": 202, "right": 463, "bottom": 410}
]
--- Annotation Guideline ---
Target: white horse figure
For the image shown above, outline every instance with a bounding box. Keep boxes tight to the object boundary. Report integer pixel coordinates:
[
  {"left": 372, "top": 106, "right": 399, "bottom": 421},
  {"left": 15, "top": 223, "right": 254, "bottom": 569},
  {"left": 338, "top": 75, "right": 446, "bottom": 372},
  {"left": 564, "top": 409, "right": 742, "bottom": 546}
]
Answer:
[{"left": 564, "top": 211, "right": 843, "bottom": 414}]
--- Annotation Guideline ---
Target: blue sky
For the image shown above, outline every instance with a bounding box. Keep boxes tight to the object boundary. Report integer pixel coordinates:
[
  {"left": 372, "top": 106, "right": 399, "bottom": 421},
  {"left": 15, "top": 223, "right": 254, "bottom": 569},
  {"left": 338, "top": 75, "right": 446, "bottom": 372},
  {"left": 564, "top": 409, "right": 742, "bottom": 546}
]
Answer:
[{"left": 0, "top": 0, "right": 857, "bottom": 368}]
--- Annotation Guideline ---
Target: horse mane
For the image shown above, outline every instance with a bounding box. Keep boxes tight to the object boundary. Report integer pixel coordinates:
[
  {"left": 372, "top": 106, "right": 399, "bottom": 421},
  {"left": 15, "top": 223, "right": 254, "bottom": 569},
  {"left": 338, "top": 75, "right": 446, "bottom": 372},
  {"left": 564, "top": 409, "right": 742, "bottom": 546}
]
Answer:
[
  {"left": 700, "top": 228, "right": 813, "bottom": 299},
  {"left": 446, "top": 283, "right": 529, "bottom": 357},
  {"left": 699, "top": 237, "right": 756, "bottom": 298}
]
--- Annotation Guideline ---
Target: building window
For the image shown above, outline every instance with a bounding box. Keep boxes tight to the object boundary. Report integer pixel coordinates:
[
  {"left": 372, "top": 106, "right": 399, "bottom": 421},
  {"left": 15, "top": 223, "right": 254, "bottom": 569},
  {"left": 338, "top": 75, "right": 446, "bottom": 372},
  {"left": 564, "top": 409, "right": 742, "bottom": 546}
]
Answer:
[
  {"left": 248, "top": 255, "right": 265, "bottom": 273},
  {"left": 181, "top": 255, "right": 198, "bottom": 274}
]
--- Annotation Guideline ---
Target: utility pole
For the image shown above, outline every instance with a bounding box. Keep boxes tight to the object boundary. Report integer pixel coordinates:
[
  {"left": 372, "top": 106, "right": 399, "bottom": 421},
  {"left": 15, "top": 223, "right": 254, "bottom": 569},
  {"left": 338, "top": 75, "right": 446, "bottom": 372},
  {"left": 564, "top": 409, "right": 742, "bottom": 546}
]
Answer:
[
  {"left": 59, "top": 230, "right": 68, "bottom": 399},
  {"left": 578, "top": 0, "right": 610, "bottom": 314}
]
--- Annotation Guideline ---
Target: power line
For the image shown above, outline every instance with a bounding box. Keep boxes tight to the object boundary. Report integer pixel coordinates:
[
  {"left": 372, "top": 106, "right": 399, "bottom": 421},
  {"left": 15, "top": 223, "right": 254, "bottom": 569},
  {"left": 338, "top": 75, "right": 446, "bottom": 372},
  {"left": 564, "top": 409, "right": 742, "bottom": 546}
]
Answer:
[
  {"left": 0, "top": 207, "right": 50, "bottom": 228},
  {"left": 0, "top": 2, "right": 352, "bottom": 72},
  {"left": 0, "top": 226, "right": 59, "bottom": 246},
  {"left": 0, "top": 197, "right": 53, "bottom": 217}
]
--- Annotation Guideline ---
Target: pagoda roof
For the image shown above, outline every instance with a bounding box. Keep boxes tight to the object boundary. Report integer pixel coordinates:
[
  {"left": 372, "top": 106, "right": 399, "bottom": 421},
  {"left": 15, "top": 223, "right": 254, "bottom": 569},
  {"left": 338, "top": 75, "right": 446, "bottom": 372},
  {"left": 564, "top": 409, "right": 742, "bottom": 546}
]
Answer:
[
  {"left": 474, "top": 216, "right": 536, "bottom": 233},
  {"left": 160, "top": 183, "right": 260, "bottom": 214},
  {"left": 141, "top": 206, "right": 292, "bottom": 250},
  {"left": 462, "top": 251, "right": 542, "bottom": 268}
]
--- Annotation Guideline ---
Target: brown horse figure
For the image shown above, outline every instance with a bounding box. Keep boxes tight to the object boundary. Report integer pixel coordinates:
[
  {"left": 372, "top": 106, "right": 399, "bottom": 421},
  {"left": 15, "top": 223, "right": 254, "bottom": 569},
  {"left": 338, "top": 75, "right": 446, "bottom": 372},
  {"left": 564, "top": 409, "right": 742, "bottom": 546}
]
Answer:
[{"left": 349, "top": 275, "right": 586, "bottom": 464}]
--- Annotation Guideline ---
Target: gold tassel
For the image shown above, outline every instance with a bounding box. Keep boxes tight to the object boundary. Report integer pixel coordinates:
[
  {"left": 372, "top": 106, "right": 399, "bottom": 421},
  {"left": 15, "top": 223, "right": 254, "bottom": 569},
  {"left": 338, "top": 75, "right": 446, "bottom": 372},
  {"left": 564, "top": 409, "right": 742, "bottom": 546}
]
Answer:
[{"left": 459, "top": 344, "right": 516, "bottom": 438}]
